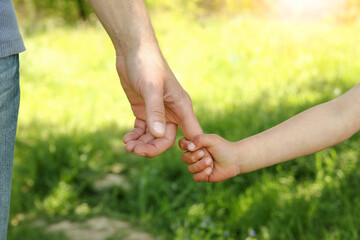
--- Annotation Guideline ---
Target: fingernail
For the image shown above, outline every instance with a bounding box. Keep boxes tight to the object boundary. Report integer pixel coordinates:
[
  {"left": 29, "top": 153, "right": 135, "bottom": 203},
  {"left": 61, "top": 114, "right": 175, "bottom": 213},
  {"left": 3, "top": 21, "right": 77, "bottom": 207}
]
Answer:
[
  {"left": 135, "top": 151, "right": 146, "bottom": 157},
  {"left": 188, "top": 143, "right": 195, "bottom": 151},
  {"left": 198, "top": 150, "right": 204, "bottom": 158},
  {"left": 205, "top": 158, "right": 212, "bottom": 166},
  {"left": 205, "top": 168, "right": 212, "bottom": 175},
  {"left": 152, "top": 122, "right": 165, "bottom": 136}
]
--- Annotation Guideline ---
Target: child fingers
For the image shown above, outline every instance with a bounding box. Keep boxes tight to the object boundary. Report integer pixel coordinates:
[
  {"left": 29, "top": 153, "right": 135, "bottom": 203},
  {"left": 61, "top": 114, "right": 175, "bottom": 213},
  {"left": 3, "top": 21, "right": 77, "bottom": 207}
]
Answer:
[
  {"left": 179, "top": 134, "right": 221, "bottom": 153},
  {"left": 181, "top": 149, "right": 206, "bottom": 164},
  {"left": 187, "top": 157, "right": 213, "bottom": 174},
  {"left": 179, "top": 134, "right": 216, "bottom": 152},
  {"left": 180, "top": 136, "right": 206, "bottom": 152},
  {"left": 178, "top": 137, "right": 191, "bottom": 151},
  {"left": 181, "top": 151, "right": 192, "bottom": 164},
  {"left": 193, "top": 167, "right": 213, "bottom": 182}
]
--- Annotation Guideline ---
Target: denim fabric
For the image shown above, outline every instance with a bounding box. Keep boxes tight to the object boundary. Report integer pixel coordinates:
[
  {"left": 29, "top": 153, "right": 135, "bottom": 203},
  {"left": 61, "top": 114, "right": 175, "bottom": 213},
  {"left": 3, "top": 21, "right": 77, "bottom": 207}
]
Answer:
[{"left": 0, "top": 54, "right": 20, "bottom": 240}]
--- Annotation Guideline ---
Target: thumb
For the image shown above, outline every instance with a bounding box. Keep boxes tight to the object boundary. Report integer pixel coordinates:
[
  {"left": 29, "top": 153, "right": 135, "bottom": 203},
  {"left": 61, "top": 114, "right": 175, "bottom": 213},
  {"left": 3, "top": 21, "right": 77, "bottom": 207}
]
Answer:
[
  {"left": 187, "top": 134, "right": 218, "bottom": 152},
  {"left": 144, "top": 84, "right": 166, "bottom": 138}
]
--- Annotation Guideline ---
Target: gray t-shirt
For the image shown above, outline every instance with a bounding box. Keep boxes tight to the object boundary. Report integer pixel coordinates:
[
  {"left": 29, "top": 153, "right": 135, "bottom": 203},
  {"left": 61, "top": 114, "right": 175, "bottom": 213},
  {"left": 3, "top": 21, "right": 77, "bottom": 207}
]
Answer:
[{"left": 0, "top": 0, "right": 25, "bottom": 58}]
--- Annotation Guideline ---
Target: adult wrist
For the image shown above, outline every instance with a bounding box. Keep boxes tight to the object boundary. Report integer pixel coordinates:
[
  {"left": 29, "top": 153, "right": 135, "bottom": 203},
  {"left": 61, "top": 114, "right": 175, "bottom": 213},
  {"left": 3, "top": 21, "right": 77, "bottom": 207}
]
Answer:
[{"left": 114, "top": 35, "right": 160, "bottom": 58}]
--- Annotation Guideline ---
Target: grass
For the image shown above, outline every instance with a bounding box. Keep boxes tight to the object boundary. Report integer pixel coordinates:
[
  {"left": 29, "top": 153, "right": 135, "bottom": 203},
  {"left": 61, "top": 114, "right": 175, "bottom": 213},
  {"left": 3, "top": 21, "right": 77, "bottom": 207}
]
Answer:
[{"left": 7, "top": 13, "right": 360, "bottom": 240}]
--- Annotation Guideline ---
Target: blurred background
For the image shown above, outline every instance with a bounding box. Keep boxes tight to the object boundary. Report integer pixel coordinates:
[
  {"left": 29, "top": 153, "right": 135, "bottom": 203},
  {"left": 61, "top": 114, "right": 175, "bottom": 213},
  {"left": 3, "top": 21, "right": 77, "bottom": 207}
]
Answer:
[{"left": 8, "top": 0, "right": 360, "bottom": 239}]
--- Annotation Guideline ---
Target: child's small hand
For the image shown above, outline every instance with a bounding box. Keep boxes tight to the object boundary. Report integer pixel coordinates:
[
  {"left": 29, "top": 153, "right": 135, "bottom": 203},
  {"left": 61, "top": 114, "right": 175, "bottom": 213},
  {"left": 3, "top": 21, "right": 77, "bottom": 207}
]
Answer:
[{"left": 179, "top": 134, "right": 240, "bottom": 182}]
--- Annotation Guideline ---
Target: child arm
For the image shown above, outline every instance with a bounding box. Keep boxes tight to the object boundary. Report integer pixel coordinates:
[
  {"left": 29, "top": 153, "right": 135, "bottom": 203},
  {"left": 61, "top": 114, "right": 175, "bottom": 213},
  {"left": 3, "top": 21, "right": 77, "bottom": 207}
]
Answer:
[
  {"left": 240, "top": 83, "right": 360, "bottom": 173},
  {"left": 180, "top": 83, "right": 360, "bottom": 182}
]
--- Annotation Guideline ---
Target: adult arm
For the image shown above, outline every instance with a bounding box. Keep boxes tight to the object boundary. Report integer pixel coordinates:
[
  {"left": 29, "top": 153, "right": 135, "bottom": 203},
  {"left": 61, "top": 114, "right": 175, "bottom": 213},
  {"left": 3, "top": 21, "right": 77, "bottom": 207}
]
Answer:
[
  {"left": 88, "top": 0, "right": 205, "bottom": 157},
  {"left": 88, "top": 0, "right": 157, "bottom": 55}
]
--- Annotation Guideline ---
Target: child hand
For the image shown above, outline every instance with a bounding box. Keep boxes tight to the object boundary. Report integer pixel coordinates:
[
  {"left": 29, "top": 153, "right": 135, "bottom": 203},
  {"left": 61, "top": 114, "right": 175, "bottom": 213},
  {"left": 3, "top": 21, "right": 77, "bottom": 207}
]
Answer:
[{"left": 178, "top": 134, "right": 240, "bottom": 182}]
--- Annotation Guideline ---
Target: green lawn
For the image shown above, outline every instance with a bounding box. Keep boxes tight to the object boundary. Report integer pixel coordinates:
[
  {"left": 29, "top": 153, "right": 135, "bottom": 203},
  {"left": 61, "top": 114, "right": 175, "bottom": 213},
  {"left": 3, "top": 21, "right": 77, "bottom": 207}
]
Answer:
[{"left": 8, "top": 13, "right": 360, "bottom": 240}]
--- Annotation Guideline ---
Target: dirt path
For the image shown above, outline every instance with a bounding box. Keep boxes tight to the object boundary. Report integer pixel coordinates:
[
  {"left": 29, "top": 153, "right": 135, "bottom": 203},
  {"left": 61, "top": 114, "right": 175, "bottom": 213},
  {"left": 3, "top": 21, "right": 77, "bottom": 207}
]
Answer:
[
  {"left": 46, "top": 216, "right": 155, "bottom": 240},
  {"left": 43, "top": 173, "right": 155, "bottom": 240}
]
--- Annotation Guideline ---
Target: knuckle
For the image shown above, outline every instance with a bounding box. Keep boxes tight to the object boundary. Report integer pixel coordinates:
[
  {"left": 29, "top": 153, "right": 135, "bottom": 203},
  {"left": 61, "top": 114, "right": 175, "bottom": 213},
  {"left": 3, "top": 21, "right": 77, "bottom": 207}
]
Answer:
[
  {"left": 149, "top": 107, "right": 165, "bottom": 118},
  {"left": 188, "top": 163, "right": 198, "bottom": 173},
  {"left": 142, "top": 81, "right": 163, "bottom": 96},
  {"left": 193, "top": 174, "right": 204, "bottom": 182},
  {"left": 183, "top": 91, "right": 192, "bottom": 104},
  {"left": 192, "top": 135, "right": 201, "bottom": 145},
  {"left": 181, "top": 152, "right": 191, "bottom": 162},
  {"left": 193, "top": 175, "right": 201, "bottom": 182},
  {"left": 202, "top": 150, "right": 211, "bottom": 158},
  {"left": 197, "top": 134, "right": 206, "bottom": 142},
  {"left": 201, "top": 159, "right": 208, "bottom": 168},
  {"left": 145, "top": 79, "right": 163, "bottom": 89},
  {"left": 181, "top": 154, "right": 188, "bottom": 163},
  {"left": 133, "top": 128, "right": 144, "bottom": 135},
  {"left": 176, "top": 90, "right": 191, "bottom": 104}
]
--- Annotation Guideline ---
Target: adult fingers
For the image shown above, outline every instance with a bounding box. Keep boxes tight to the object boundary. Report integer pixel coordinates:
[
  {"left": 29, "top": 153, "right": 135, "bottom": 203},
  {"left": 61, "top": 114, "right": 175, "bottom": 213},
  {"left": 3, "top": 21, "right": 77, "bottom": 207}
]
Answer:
[
  {"left": 133, "top": 123, "right": 177, "bottom": 157},
  {"left": 188, "top": 157, "right": 213, "bottom": 174},
  {"left": 143, "top": 83, "right": 166, "bottom": 138},
  {"left": 181, "top": 149, "right": 205, "bottom": 164},
  {"left": 123, "top": 119, "right": 146, "bottom": 143},
  {"left": 137, "top": 131, "right": 155, "bottom": 144},
  {"left": 125, "top": 140, "right": 136, "bottom": 152},
  {"left": 125, "top": 131, "right": 155, "bottom": 152}
]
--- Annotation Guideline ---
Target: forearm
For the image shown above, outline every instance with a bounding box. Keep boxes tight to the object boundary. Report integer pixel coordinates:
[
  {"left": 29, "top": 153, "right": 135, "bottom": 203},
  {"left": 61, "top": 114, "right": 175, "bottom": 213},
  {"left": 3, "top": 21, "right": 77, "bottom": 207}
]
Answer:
[
  {"left": 88, "top": 0, "right": 159, "bottom": 54},
  {"left": 238, "top": 84, "right": 360, "bottom": 173}
]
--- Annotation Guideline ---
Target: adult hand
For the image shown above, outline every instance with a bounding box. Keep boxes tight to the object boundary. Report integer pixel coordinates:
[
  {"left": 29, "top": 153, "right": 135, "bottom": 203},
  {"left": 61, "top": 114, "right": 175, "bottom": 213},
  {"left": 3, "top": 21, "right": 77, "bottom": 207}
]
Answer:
[
  {"left": 88, "top": 0, "right": 208, "bottom": 157},
  {"left": 116, "top": 45, "right": 203, "bottom": 157}
]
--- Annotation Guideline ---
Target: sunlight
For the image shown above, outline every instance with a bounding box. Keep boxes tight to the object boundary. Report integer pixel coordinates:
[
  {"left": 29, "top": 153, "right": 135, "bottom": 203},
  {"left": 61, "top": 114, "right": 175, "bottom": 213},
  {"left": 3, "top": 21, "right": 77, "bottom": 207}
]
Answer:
[{"left": 276, "top": 0, "right": 345, "bottom": 20}]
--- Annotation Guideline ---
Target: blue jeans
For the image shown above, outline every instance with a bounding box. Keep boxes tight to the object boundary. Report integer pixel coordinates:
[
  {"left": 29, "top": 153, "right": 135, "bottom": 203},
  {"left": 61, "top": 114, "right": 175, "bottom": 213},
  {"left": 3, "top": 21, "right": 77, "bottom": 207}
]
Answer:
[{"left": 0, "top": 55, "right": 20, "bottom": 240}]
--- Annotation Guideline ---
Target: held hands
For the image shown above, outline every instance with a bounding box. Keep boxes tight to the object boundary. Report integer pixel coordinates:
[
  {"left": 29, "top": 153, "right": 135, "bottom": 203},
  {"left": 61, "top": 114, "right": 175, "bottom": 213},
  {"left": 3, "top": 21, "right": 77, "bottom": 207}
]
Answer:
[
  {"left": 116, "top": 43, "right": 243, "bottom": 181},
  {"left": 179, "top": 134, "right": 241, "bottom": 182},
  {"left": 89, "top": 0, "right": 213, "bottom": 158},
  {"left": 116, "top": 42, "right": 242, "bottom": 181},
  {"left": 116, "top": 45, "right": 205, "bottom": 157}
]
